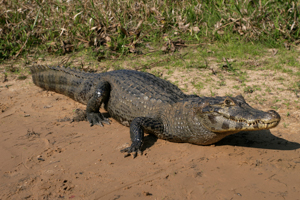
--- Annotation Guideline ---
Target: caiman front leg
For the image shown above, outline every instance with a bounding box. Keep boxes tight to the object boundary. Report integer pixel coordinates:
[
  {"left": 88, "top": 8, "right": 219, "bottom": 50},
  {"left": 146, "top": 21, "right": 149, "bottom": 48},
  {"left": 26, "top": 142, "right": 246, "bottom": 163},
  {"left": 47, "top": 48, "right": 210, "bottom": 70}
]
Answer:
[
  {"left": 121, "top": 117, "right": 164, "bottom": 158},
  {"left": 86, "top": 82, "right": 111, "bottom": 126}
]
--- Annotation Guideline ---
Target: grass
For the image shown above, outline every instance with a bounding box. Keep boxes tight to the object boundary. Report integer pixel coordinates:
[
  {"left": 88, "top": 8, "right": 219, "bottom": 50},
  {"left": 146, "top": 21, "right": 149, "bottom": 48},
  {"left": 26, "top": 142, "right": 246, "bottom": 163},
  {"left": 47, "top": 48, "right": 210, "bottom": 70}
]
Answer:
[
  {"left": 191, "top": 80, "right": 204, "bottom": 90},
  {"left": 233, "top": 85, "right": 240, "bottom": 90},
  {"left": 1, "top": 0, "right": 300, "bottom": 62}
]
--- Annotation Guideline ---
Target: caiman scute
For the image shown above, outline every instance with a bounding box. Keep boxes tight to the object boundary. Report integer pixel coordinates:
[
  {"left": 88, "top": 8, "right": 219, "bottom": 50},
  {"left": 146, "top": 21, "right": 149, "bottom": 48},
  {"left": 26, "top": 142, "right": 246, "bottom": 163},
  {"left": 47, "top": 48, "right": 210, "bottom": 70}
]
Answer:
[{"left": 31, "top": 66, "right": 281, "bottom": 157}]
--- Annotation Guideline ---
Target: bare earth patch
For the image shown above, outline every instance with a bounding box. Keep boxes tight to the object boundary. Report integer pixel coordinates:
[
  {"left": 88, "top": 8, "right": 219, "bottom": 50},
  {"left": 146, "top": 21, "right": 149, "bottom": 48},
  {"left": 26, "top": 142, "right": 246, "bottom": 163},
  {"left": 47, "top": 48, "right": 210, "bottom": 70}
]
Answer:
[{"left": 0, "top": 67, "right": 299, "bottom": 199}]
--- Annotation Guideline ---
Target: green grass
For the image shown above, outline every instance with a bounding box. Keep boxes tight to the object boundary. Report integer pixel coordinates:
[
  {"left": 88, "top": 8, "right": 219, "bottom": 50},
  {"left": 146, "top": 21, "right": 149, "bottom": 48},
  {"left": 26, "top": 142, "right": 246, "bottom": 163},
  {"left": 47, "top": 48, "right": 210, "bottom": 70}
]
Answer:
[
  {"left": 244, "top": 86, "right": 254, "bottom": 94},
  {"left": 265, "top": 87, "right": 272, "bottom": 93},
  {"left": 218, "top": 81, "right": 226, "bottom": 86},
  {"left": 233, "top": 85, "right": 240, "bottom": 90},
  {"left": 191, "top": 80, "right": 204, "bottom": 90},
  {"left": 1, "top": 0, "right": 300, "bottom": 62}
]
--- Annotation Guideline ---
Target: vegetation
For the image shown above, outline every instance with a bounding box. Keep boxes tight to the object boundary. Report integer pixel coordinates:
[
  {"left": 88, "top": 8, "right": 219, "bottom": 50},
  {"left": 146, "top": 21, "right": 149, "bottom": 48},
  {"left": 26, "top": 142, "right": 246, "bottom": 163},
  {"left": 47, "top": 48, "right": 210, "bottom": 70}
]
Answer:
[{"left": 1, "top": 0, "right": 299, "bottom": 61}]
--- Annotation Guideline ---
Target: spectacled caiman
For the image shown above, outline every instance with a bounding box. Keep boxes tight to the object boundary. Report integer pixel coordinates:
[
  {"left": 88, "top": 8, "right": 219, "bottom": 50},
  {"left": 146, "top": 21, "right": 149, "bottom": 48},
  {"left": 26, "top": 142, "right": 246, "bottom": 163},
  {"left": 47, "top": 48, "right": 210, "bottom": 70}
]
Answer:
[{"left": 30, "top": 66, "right": 281, "bottom": 157}]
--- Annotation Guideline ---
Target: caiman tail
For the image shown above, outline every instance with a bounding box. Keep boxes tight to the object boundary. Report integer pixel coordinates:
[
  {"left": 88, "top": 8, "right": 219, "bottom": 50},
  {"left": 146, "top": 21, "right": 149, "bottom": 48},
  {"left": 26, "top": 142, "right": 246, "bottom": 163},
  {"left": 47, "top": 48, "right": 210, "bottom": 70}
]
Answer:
[{"left": 30, "top": 65, "right": 99, "bottom": 104}]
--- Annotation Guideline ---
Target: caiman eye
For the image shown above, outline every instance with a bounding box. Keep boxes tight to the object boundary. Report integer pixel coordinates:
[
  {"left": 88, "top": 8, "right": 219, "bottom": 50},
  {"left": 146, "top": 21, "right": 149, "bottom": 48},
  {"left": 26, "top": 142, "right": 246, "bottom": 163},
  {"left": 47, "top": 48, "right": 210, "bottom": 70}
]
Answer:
[{"left": 224, "top": 97, "right": 235, "bottom": 106}]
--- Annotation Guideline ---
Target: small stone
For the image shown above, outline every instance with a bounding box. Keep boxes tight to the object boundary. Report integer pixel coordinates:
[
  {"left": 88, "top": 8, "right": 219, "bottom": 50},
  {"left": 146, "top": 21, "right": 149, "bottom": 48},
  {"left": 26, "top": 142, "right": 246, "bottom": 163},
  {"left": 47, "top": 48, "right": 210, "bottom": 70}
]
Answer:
[{"left": 143, "top": 191, "right": 152, "bottom": 196}]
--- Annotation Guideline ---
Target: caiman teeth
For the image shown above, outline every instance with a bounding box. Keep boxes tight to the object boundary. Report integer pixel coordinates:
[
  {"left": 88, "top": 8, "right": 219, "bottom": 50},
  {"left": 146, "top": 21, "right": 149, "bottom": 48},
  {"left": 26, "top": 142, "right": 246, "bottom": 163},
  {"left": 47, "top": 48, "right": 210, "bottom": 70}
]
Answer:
[
  {"left": 226, "top": 116, "right": 277, "bottom": 127},
  {"left": 228, "top": 117, "right": 260, "bottom": 126},
  {"left": 247, "top": 121, "right": 259, "bottom": 126}
]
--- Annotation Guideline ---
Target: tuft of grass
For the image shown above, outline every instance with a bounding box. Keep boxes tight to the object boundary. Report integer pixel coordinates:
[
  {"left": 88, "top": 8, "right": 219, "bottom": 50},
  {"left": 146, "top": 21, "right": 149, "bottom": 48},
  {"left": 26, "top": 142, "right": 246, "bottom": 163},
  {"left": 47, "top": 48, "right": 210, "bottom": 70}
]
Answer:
[
  {"left": 233, "top": 85, "right": 240, "bottom": 90},
  {"left": 210, "top": 90, "right": 216, "bottom": 97},
  {"left": 218, "top": 81, "right": 226, "bottom": 86},
  {"left": 192, "top": 80, "right": 204, "bottom": 90},
  {"left": 266, "top": 87, "right": 272, "bottom": 93},
  {"left": 17, "top": 75, "right": 27, "bottom": 80},
  {"left": 244, "top": 86, "right": 253, "bottom": 94},
  {"left": 271, "top": 105, "right": 279, "bottom": 110}
]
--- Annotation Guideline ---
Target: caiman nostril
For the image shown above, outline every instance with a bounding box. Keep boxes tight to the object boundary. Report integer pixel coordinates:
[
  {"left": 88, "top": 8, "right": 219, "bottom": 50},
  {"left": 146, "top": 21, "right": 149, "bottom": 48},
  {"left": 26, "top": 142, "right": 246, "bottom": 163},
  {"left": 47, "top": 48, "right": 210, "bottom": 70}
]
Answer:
[{"left": 267, "top": 110, "right": 281, "bottom": 120}]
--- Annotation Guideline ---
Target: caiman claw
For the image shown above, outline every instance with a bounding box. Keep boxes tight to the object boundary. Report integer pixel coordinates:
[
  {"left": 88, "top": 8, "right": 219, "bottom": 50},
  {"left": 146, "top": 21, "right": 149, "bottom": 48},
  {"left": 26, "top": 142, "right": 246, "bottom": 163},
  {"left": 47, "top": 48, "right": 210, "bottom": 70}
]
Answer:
[
  {"left": 87, "top": 112, "right": 110, "bottom": 127},
  {"left": 120, "top": 143, "right": 142, "bottom": 158}
]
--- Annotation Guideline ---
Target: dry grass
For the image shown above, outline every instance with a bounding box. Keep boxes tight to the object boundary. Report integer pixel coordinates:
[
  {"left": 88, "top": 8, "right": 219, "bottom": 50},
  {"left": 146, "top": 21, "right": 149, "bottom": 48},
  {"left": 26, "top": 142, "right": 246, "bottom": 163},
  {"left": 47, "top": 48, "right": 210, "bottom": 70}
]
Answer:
[{"left": 0, "top": 0, "right": 299, "bottom": 61}]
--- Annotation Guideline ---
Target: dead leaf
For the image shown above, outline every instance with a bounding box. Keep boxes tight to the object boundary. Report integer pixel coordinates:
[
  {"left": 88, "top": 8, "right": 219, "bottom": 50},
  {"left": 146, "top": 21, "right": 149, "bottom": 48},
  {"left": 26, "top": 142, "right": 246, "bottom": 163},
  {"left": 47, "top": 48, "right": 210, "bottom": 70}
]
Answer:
[
  {"left": 135, "top": 20, "right": 143, "bottom": 30},
  {"left": 191, "top": 27, "right": 200, "bottom": 33},
  {"left": 62, "top": 41, "right": 74, "bottom": 54},
  {"left": 150, "top": 7, "right": 161, "bottom": 16},
  {"left": 284, "top": 42, "right": 290, "bottom": 50},
  {"left": 178, "top": 22, "right": 190, "bottom": 30},
  {"left": 105, "top": 36, "right": 111, "bottom": 43},
  {"left": 272, "top": 49, "right": 278, "bottom": 56},
  {"left": 162, "top": 39, "right": 186, "bottom": 53}
]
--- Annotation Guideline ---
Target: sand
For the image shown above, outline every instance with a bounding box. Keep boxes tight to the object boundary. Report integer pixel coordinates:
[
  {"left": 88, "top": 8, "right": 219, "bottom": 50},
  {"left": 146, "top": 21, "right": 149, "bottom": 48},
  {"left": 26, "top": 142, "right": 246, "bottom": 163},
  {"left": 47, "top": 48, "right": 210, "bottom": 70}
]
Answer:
[{"left": 0, "top": 74, "right": 299, "bottom": 200}]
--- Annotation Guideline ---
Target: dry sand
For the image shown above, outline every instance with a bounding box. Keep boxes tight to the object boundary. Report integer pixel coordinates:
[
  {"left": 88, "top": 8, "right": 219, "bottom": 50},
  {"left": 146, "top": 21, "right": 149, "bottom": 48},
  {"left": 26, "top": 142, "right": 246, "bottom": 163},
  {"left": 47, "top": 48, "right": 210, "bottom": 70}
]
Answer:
[{"left": 0, "top": 71, "right": 299, "bottom": 200}]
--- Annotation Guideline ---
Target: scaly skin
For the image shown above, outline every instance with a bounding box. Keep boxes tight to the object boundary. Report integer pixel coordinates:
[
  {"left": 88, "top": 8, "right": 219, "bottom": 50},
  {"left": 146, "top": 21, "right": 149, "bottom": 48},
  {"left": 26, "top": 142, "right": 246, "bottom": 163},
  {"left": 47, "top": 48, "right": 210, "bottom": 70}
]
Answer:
[{"left": 31, "top": 66, "right": 281, "bottom": 157}]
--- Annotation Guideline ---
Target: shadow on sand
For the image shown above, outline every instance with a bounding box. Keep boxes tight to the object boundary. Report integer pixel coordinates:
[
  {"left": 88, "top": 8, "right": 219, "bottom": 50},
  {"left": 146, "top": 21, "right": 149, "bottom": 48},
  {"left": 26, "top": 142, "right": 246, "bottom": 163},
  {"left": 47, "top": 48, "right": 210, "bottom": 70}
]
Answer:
[
  {"left": 141, "top": 134, "right": 158, "bottom": 151},
  {"left": 216, "top": 130, "right": 300, "bottom": 150},
  {"left": 141, "top": 130, "right": 300, "bottom": 151}
]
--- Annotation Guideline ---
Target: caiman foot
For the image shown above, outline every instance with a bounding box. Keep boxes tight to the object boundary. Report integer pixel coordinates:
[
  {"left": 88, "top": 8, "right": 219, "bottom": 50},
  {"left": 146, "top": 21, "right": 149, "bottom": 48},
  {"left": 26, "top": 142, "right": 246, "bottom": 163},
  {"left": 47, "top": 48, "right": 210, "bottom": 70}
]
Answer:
[
  {"left": 87, "top": 112, "right": 110, "bottom": 127},
  {"left": 120, "top": 142, "right": 142, "bottom": 158}
]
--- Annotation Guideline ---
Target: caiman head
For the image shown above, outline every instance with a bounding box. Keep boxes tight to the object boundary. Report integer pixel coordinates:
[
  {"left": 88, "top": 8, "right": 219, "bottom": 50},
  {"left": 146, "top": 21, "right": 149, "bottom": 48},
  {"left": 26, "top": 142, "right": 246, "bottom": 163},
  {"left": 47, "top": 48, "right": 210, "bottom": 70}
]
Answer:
[{"left": 193, "top": 95, "right": 281, "bottom": 134}]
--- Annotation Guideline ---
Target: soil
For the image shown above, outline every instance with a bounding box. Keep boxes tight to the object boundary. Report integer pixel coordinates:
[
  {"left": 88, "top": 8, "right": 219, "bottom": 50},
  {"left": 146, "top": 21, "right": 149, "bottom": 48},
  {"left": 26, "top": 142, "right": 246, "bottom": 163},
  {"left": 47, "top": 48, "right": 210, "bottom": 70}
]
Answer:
[{"left": 0, "top": 69, "right": 299, "bottom": 200}]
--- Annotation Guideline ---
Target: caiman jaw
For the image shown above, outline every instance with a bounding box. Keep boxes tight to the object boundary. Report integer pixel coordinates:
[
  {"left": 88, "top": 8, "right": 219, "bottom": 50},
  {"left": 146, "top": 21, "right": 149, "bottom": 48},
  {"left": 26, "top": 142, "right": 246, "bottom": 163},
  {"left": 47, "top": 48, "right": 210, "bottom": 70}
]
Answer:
[
  {"left": 203, "top": 109, "right": 281, "bottom": 133},
  {"left": 231, "top": 110, "right": 280, "bottom": 127}
]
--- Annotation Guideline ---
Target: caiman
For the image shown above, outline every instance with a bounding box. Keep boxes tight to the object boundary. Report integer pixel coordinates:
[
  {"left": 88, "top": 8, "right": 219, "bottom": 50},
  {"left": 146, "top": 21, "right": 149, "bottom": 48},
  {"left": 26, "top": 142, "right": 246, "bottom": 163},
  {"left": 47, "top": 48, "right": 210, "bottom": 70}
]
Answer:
[{"left": 30, "top": 66, "right": 281, "bottom": 157}]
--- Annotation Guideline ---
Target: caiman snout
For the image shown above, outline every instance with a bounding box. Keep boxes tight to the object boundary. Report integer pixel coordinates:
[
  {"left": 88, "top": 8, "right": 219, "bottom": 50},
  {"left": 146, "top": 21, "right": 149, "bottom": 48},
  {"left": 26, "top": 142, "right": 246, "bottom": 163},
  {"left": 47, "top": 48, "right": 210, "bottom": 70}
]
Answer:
[
  {"left": 255, "top": 109, "right": 281, "bottom": 129},
  {"left": 266, "top": 110, "right": 281, "bottom": 122},
  {"left": 198, "top": 104, "right": 281, "bottom": 132}
]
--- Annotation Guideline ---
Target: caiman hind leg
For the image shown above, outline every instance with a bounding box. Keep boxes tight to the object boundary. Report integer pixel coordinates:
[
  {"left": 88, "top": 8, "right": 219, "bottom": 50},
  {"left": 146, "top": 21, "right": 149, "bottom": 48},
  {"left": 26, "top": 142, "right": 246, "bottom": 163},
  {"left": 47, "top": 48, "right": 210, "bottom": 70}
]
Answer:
[
  {"left": 86, "top": 81, "right": 111, "bottom": 126},
  {"left": 121, "top": 117, "right": 164, "bottom": 158}
]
